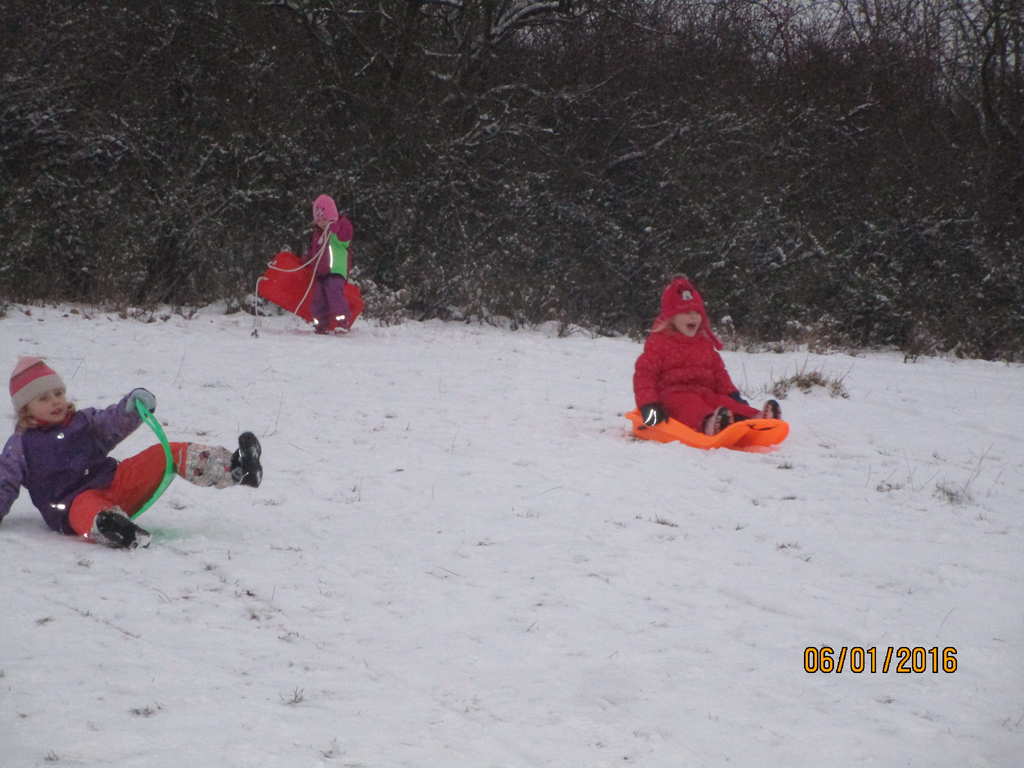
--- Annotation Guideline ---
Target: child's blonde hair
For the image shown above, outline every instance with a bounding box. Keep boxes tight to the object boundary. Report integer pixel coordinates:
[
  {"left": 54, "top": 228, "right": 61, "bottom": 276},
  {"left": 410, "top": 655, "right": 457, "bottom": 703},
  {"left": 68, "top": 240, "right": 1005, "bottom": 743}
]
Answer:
[{"left": 14, "top": 401, "right": 76, "bottom": 432}]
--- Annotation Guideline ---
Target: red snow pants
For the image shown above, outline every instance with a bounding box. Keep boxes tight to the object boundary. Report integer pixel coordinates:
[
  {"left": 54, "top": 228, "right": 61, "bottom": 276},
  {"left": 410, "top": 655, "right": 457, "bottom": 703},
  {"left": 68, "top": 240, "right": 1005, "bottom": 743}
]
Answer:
[
  {"left": 662, "top": 391, "right": 759, "bottom": 431},
  {"left": 68, "top": 443, "right": 190, "bottom": 536}
]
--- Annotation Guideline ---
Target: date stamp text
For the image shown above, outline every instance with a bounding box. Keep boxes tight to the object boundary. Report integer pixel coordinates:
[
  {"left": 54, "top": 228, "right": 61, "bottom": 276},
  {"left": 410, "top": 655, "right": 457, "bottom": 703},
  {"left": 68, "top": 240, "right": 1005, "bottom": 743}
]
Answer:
[{"left": 803, "top": 646, "right": 958, "bottom": 674}]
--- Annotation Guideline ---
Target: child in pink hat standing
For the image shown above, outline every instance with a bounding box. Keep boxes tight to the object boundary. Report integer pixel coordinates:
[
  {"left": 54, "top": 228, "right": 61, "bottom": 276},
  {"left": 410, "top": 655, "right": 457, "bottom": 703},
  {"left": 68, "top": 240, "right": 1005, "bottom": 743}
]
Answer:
[
  {"left": 0, "top": 357, "right": 264, "bottom": 548},
  {"left": 633, "top": 277, "right": 781, "bottom": 435},
  {"left": 303, "top": 194, "right": 355, "bottom": 334}
]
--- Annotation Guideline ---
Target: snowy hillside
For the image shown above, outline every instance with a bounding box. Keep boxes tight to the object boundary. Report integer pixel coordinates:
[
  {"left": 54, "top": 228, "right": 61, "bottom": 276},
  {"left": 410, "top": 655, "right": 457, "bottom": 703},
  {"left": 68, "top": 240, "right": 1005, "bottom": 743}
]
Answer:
[{"left": 2, "top": 304, "right": 1021, "bottom": 768}]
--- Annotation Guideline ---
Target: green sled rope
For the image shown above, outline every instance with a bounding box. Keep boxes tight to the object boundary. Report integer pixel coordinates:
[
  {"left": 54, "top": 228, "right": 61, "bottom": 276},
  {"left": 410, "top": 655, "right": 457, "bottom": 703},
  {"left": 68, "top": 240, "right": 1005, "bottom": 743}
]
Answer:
[{"left": 131, "top": 399, "right": 175, "bottom": 520}]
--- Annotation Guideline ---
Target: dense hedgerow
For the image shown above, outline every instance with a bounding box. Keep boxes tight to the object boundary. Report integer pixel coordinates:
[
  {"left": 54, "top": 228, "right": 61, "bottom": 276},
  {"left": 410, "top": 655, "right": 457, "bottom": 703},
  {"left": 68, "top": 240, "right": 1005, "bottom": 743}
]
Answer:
[{"left": 1, "top": 1, "right": 1021, "bottom": 359}]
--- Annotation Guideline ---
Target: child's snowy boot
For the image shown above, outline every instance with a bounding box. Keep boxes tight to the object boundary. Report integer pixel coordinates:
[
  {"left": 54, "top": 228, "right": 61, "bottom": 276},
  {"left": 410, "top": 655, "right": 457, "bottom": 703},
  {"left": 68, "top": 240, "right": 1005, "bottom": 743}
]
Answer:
[
  {"left": 180, "top": 445, "right": 236, "bottom": 488},
  {"left": 760, "top": 399, "right": 782, "bottom": 419},
  {"left": 177, "top": 438, "right": 261, "bottom": 489},
  {"left": 91, "top": 507, "right": 152, "bottom": 549},
  {"left": 231, "top": 432, "right": 262, "bottom": 488},
  {"left": 703, "top": 406, "right": 733, "bottom": 435}
]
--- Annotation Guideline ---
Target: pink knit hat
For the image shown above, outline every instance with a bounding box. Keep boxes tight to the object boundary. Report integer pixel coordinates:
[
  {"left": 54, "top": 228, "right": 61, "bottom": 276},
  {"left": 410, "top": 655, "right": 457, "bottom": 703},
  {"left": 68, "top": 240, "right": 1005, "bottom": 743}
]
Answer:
[
  {"left": 651, "top": 277, "right": 723, "bottom": 349},
  {"left": 10, "top": 356, "right": 65, "bottom": 409},
  {"left": 312, "top": 194, "right": 339, "bottom": 224}
]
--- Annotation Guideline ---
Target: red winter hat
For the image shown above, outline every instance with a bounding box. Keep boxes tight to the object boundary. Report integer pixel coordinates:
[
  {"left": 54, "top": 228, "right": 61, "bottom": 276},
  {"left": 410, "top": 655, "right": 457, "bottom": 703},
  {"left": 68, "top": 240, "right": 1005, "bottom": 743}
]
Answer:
[
  {"left": 652, "top": 277, "right": 723, "bottom": 349},
  {"left": 10, "top": 356, "right": 65, "bottom": 410}
]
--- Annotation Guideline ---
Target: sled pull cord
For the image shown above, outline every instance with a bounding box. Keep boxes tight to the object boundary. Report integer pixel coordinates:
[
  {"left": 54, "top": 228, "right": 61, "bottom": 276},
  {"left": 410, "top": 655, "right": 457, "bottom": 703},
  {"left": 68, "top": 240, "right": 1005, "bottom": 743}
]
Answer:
[
  {"left": 251, "top": 251, "right": 319, "bottom": 337},
  {"left": 131, "top": 400, "right": 176, "bottom": 520}
]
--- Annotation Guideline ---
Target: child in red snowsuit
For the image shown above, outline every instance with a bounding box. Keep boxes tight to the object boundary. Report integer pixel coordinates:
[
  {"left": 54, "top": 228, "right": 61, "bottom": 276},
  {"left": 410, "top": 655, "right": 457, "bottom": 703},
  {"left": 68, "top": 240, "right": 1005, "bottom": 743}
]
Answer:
[{"left": 633, "top": 277, "right": 780, "bottom": 435}]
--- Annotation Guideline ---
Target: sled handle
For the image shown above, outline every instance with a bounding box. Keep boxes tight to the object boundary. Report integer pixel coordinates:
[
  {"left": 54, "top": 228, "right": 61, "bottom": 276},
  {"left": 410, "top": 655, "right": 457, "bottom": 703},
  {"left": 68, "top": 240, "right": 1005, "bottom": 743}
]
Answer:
[{"left": 131, "top": 400, "right": 175, "bottom": 519}]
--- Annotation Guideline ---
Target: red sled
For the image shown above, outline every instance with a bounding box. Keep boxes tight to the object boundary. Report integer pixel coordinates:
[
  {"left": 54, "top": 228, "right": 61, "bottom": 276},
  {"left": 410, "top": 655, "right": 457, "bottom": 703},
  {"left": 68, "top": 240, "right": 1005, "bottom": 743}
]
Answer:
[{"left": 257, "top": 251, "right": 364, "bottom": 331}]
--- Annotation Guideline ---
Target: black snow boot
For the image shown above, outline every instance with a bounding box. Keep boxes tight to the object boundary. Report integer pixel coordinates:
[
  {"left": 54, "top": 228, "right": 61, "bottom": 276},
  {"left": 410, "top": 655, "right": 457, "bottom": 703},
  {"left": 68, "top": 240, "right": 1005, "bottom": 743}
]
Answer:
[
  {"left": 231, "top": 432, "right": 263, "bottom": 488},
  {"left": 92, "top": 508, "right": 152, "bottom": 549}
]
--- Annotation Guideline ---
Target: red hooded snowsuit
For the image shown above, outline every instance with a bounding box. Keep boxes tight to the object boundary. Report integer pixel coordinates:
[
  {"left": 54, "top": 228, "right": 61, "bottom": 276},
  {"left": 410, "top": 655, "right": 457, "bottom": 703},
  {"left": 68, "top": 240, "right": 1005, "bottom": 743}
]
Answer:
[{"left": 633, "top": 278, "right": 758, "bottom": 430}]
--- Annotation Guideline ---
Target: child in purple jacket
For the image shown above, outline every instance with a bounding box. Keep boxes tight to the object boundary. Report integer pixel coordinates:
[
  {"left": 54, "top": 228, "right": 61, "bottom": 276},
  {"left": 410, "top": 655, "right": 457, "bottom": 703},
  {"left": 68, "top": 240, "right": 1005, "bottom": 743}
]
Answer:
[
  {"left": 304, "top": 194, "right": 354, "bottom": 334},
  {"left": 0, "top": 357, "right": 264, "bottom": 549}
]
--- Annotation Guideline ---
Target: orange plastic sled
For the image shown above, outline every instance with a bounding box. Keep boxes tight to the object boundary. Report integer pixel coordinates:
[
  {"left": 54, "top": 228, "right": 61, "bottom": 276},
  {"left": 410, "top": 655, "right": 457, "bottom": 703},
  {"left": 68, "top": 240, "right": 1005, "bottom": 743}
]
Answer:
[{"left": 625, "top": 409, "right": 789, "bottom": 451}]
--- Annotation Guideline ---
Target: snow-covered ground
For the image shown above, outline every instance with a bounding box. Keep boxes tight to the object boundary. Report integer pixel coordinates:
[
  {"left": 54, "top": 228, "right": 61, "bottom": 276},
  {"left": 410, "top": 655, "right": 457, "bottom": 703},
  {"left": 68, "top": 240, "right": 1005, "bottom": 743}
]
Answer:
[{"left": 2, "top": 304, "right": 1021, "bottom": 768}]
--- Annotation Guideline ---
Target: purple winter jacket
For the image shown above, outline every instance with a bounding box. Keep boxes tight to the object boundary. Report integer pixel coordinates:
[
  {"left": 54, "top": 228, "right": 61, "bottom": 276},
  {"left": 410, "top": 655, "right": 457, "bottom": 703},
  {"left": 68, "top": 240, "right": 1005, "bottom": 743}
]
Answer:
[{"left": 0, "top": 394, "right": 142, "bottom": 534}]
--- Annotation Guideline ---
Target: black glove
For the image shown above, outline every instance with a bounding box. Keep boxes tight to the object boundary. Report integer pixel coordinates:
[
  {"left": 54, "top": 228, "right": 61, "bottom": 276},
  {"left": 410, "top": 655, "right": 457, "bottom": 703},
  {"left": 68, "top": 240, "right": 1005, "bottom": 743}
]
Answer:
[
  {"left": 729, "top": 390, "right": 749, "bottom": 406},
  {"left": 640, "top": 403, "right": 667, "bottom": 427},
  {"left": 127, "top": 388, "right": 157, "bottom": 414}
]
